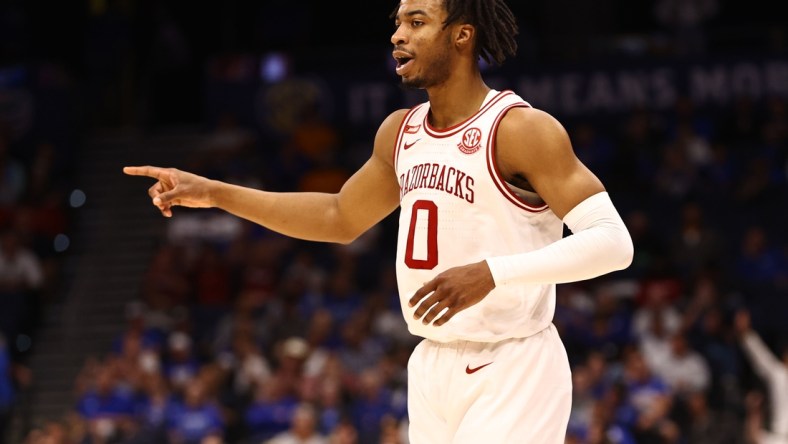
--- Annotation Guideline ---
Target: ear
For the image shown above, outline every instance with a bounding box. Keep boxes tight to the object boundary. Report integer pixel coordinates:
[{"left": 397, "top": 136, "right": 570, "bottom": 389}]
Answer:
[{"left": 454, "top": 23, "right": 475, "bottom": 51}]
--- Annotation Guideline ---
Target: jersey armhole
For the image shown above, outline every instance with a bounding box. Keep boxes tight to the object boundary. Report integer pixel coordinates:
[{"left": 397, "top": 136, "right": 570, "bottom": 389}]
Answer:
[{"left": 485, "top": 104, "right": 550, "bottom": 214}]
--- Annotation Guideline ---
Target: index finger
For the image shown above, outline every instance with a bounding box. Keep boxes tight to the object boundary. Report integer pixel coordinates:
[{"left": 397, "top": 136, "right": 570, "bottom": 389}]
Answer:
[
  {"left": 123, "top": 166, "right": 168, "bottom": 180},
  {"left": 409, "top": 278, "right": 438, "bottom": 307}
]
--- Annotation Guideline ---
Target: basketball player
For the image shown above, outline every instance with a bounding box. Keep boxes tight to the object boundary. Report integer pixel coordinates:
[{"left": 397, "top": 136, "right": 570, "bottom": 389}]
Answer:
[{"left": 125, "top": 0, "right": 634, "bottom": 442}]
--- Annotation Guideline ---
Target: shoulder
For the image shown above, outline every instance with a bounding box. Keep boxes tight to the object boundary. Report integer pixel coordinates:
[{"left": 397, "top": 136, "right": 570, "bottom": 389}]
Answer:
[
  {"left": 496, "top": 107, "right": 571, "bottom": 152},
  {"left": 495, "top": 107, "right": 575, "bottom": 170},
  {"left": 373, "top": 109, "right": 411, "bottom": 166},
  {"left": 378, "top": 108, "right": 411, "bottom": 135}
]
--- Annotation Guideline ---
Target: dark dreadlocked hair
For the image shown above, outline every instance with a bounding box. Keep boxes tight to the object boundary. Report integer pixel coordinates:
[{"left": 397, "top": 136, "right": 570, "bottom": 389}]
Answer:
[{"left": 443, "top": 0, "right": 519, "bottom": 65}]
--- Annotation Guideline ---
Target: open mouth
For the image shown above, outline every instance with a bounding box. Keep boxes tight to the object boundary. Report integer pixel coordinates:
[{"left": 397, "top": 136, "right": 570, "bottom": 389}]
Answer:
[
  {"left": 393, "top": 51, "right": 415, "bottom": 75},
  {"left": 396, "top": 56, "right": 412, "bottom": 67},
  {"left": 395, "top": 57, "right": 414, "bottom": 74}
]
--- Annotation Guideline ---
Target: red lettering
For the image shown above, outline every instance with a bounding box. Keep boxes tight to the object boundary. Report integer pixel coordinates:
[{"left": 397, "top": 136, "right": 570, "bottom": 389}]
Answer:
[
  {"left": 466, "top": 176, "right": 475, "bottom": 203},
  {"left": 436, "top": 165, "right": 447, "bottom": 191},
  {"left": 446, "top": 167, "right": 456, "bottom": 194},
  {"left": 453, "top": 170, "right": 466, "bottom": 199},
  {"left": 428, "top": 164, "right": 440, "bottom": 189}
]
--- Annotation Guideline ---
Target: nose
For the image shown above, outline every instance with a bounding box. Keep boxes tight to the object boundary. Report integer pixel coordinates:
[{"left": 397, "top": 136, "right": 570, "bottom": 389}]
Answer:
[{"left": 391, "top": 24, "right": 407, "bottom": 46}]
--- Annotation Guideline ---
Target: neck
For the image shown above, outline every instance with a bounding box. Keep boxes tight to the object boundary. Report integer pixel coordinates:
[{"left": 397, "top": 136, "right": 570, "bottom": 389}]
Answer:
[{"left": 425, "top": 69, "right": 490, "bottom": 129}]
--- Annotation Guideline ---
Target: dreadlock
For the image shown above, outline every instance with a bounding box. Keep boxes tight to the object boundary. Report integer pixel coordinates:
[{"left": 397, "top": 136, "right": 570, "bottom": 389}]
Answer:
[{"left": 443, "top": 0, "right": 519, "bottom": 65}]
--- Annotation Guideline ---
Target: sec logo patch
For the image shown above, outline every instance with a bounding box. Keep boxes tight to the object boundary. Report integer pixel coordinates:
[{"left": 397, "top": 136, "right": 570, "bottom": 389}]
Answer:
[{"left": 458, "top": 128, "right": 482, "bottom": 154}]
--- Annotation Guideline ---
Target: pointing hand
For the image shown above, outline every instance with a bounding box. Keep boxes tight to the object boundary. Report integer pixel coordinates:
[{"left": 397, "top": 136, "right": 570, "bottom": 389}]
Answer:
[{"left": 123, "top": 166, "right": 214, "bottom": 217}]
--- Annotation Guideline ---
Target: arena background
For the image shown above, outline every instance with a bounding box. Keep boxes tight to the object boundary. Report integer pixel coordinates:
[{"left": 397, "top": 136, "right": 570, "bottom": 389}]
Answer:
[{"left": 1, "top": 0, "right": 786, "bottom": 443}]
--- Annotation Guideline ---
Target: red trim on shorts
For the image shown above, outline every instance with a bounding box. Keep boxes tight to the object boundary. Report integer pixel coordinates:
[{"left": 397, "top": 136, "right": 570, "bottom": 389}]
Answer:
[
  {"left": 486, "top": 104, "right": 550, "bottom": 214},
  {"left": 423, "top": 90, "right": 514, "bottom": 139}
]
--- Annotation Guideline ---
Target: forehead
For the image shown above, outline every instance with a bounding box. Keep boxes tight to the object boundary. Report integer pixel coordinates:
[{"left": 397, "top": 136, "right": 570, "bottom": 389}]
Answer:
[{"left": 396, "top": 0, "right": 445, "bottom": 17}]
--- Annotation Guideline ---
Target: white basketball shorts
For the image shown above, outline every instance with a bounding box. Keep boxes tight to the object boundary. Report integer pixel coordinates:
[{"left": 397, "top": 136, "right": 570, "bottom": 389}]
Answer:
[{"left": 407, "top": 324, "right": 572, "bottom": 443}]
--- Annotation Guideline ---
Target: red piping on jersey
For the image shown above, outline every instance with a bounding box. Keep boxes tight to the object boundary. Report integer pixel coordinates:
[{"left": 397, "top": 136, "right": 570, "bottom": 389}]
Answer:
[
  {"left": 393, "top": 104, "right": 426, "bottom": 172},
  {"left": 486, "top": 104, "right": 550, "bottom": 214},
  {"left": 423, "top": 90, "right": 514, "bottom": 138}
]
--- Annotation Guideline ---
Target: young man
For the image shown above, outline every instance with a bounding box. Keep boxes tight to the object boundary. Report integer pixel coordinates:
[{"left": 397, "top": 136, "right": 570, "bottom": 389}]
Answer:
[{"left": 125, "top": 0, "right": 633, "bottom": 442}]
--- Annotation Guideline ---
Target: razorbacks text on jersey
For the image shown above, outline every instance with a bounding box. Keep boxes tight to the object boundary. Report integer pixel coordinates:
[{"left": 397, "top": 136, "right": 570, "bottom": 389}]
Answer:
[{"left": 394, "top": 90, "right": 564, "bottom": 343}]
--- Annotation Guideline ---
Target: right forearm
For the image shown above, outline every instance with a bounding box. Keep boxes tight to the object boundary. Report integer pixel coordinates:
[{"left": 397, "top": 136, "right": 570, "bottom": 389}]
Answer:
[
  {"left": 210, "top": 181, "right": 357, "bottom": 243},
  {"left": 741, "top": 331, "right": 780, "bottom": 381}
]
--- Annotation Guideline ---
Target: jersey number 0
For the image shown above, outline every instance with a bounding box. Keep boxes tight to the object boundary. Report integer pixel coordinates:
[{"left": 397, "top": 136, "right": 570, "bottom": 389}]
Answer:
[{"left": 404, "top": 200, "right": 438, "bottom": 269}]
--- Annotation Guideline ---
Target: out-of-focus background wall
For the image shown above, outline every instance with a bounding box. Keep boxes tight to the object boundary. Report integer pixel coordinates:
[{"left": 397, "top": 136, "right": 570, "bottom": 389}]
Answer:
[{"left": 0, "top": 0, "right": 786, "bottom": 443}]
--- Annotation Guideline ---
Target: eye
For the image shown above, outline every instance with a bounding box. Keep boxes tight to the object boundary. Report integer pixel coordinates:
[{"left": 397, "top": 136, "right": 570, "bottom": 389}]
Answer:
[{"left": 412, "top": 20, "right": 424, "bottom": 27}]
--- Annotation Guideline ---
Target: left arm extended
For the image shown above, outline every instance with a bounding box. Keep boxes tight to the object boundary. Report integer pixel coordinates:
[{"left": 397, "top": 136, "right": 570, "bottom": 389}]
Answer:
[{"left": 411, "top": 108, "right": 633, "bottom": 326}]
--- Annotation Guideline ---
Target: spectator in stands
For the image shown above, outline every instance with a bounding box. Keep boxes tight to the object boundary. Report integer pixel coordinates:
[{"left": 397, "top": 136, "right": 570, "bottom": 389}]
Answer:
[
  {"left": 632, "top": 279, "right": 682, "bottom": 342},
  {"left": 669, "top": 202, "right": 723, "bottom": 279},
  {"left": 131, "top": 373, "right": 172, "bottom": 444},
  {"left": 638, "top": 302, "right": 673, "bottom": 374},
  {"left": 654, "top": 142, "right": 697, "bottom": 198},
  {"left": 327, "top": 420, "right": 359, "bottom": 444},
  {"left": 583, "top": 383, "right": 638, "bottom": 444},
  {"left": 300, "top": 310, "right": 337, "bottom": 382},
  {"left": 350, "top": 368, "right": 405, "bottom": 444},
  {"left": 167, "top": 378, "right": 224, "bottom": 444},
  {"left": 681, "top": 277, "right": 742, "bottom": 405},
  {"left": 621, "top": 349, "right": 678, "bottom": 442},
  {"left": 701, "top": 141, "right": 738, "bottom": 195},
  {"left": 736, "top": 227, "right": 786, "bottom": 290},
  {"left": 245, "top": 375, "right": 299, "bottom": 442},
  {"left": 336, "top": 312, "right": 384, "bottom": 377},
  {"left": 683, "top": 390, "right": 742, "bottom": 444},
  {"left": 622, "top": 210, "right": 668, "bottom": 280},
  {"left": 567, "top": 363, "right": 598, "bottom": 437},
  {"left": 266, "top": 402, "right": 327, "bottom": 444},
  {"left": 75, "top": 364, "right": 136, "bottom": 443},
  {"left": 378, "top": 414, "right": 407, "bottom": 444},
  {"left": 735, "top": 310, "right": 788, "bottom": 442},
  {"left": 213, "top": 290, "right": 271, "bottom": 357},
  {"left": 164, "top": 332, "right": 200, "bottom": 392},
  {"left": 0, "top": 230, "right": 44, "bottom": 343},
  {"left": 317, "top": 272, "right": 362, "bottom": 328},
  {"left": 650, "top": 333, "right": 711, "bottom": 396},
  {"left": 574, "top": 285, "right": 632, "bottom": 358},
  {"left": 224, "top": 332, "right": 271, "bottom": 400},
  {"left": 312, "top": 379, "right": 345, "bottom": 436}
]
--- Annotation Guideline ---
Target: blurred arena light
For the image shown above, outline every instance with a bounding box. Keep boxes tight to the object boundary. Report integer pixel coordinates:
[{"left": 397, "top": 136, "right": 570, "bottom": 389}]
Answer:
[
  {"left": 69, "top": 189, "right": 87, "bottom": 208},
  {"left": 54, "top": 234, "right": 70, "bottom": 252},
  {"left": 260, "top": 52, "right": 290, "bottom": 83}
]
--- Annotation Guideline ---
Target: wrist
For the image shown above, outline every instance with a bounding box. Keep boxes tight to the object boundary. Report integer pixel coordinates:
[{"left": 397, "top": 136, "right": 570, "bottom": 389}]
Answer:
[
  {"left": 485, "top": 256, "right": 520, "bottom": 287},
  {"left": 206, "top": 179, "right": 223, "bottom": 208}
]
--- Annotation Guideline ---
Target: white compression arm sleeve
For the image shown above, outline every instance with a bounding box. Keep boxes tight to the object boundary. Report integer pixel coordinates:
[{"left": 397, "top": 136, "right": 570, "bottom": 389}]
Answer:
[{"left": 486, "top": 192, "right": 633, "bottom": 286}]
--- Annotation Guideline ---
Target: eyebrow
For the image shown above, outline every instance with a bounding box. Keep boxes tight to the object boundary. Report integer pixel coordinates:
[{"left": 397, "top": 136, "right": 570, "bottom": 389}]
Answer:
[{"left": 395, "top": 10, "right": 429, "bottom": 21}]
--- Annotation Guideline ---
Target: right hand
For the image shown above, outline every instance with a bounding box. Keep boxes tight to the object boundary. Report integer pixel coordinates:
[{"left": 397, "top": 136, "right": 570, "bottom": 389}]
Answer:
[{"left": 123, "top": 166, "right": 214, "bottom": 217}]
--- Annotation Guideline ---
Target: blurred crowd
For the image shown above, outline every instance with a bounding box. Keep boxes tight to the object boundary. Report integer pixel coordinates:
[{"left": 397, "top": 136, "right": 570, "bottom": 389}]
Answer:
[
  {"left": 2, "top": 1, "right": 787, "bottom": 444},
  {"left": 1, "top": 80, "right": 75, "bottom": 443}
]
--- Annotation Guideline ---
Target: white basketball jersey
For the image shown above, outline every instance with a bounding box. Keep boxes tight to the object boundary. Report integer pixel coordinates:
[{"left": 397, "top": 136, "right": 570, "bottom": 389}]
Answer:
[{"left": 394, "top": 90, "right": 564, "bottom": 343}]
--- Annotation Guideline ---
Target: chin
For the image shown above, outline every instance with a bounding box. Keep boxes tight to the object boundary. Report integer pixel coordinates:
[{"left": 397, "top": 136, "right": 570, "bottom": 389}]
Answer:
[{"left": 401, "top": 76, "right": 433, "bottom": 90}]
